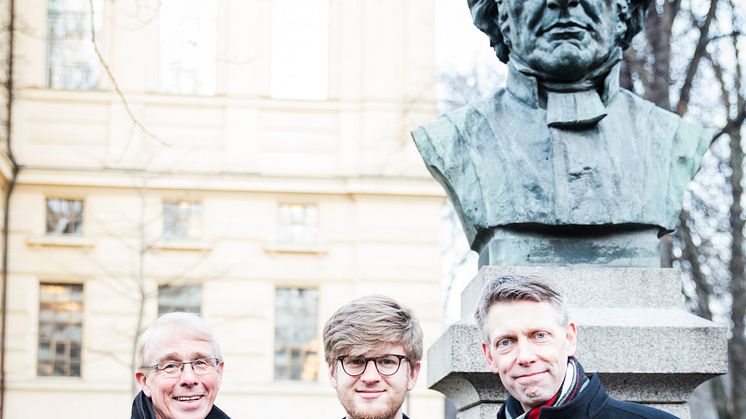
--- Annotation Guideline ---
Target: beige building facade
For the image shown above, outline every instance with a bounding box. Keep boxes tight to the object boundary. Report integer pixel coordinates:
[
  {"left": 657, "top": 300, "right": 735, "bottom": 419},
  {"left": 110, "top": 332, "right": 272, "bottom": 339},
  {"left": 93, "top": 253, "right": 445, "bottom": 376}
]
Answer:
[{"left": 1, "top": 0, "right": 444, "bottom": 418}]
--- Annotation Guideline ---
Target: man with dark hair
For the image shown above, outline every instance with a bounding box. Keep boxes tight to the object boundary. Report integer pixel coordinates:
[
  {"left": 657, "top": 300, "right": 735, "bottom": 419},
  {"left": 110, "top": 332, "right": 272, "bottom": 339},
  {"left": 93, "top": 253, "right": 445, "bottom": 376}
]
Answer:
[
  {"left": 323, "top": 295, "right": 423, "bottom": 419},
  {"left": 475, "top": 275, "right": 676, "bottom": 418}
]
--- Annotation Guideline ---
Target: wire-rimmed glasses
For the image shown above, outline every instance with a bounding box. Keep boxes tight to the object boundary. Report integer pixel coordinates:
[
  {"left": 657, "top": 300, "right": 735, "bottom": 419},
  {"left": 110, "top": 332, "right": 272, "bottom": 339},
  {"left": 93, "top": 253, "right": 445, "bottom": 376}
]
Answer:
[{"left": 143, "top": 357, "right": 220, "bottom": 376}]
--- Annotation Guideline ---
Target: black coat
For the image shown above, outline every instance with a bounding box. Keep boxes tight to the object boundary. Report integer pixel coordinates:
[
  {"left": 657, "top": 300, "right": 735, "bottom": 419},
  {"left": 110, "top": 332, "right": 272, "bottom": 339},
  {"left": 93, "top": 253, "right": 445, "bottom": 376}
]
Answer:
[
  {"left": 131, "top": 390, "right": 231, "bottom": 419},
  {"left": 497, "top": 374, "right": 679, "bottom": 419}
]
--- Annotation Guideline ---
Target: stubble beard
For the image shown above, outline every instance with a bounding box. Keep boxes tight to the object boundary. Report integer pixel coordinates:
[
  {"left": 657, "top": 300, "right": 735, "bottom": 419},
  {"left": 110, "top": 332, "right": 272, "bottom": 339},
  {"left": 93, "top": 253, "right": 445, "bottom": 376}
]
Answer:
[{"left": 341, "top": 392, "right": 405, "bottom": 419}]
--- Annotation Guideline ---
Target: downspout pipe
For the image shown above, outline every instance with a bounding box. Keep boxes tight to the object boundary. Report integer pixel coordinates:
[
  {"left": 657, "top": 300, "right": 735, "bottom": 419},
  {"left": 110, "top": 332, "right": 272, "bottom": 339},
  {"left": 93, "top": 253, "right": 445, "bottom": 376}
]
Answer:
[{"left": 0, "top": 0, "right": 20, "bottom": 418}]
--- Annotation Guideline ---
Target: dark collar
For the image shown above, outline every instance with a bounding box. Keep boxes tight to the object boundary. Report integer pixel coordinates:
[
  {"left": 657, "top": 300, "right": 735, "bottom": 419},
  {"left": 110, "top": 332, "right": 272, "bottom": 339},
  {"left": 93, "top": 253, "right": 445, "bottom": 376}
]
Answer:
[
  {"left": 131, "top": 391, "right": 231, "bottom": 419},
  {"left": 505, "top": 62, "right": 621, "bottom": 110},
  {"left": 498, "top": 374, "right": 608, "bottom": 419}
]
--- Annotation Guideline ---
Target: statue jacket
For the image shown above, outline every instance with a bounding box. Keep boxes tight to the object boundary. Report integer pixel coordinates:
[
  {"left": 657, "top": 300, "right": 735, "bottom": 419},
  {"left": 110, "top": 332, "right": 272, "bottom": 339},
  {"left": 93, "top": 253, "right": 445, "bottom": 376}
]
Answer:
[{"left": 412, "top": 65, "right": 710, "bottom": 249}]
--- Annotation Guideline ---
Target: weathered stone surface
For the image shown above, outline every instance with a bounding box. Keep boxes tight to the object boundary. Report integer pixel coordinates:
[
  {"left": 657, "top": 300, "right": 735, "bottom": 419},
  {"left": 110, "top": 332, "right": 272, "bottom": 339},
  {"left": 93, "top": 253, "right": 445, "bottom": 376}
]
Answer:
[{"left": 460, "top": 266, "right": 686, "bottom": 321}]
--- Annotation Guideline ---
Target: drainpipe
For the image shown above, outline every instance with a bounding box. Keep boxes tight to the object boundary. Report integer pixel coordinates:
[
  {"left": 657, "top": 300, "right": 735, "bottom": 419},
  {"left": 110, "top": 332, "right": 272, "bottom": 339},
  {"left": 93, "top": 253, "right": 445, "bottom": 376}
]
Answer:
[{"left": 0, "top": 0, "right": 19, "bottom": 418}]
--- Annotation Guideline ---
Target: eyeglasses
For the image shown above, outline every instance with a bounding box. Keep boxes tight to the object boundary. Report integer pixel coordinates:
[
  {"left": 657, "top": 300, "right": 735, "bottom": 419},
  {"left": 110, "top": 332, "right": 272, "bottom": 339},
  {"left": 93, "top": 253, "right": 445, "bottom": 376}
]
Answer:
[
  {"left": 143, "top": 358, "right": 220, "bottom": 376},
  {"left": 337, "top": 354, "right": 409, "bottom": 376}
]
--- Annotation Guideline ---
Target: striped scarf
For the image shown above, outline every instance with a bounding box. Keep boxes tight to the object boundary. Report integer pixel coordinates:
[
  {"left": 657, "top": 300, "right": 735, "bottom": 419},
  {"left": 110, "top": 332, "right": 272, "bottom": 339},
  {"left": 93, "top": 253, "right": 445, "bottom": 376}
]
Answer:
[{"left": 503, "top": 357, "right": 590, "bottom": 419}]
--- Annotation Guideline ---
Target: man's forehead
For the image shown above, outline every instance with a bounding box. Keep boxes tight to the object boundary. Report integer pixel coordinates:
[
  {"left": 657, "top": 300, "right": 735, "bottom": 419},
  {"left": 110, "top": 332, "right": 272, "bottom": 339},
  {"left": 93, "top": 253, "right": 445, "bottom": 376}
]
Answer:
[
  {"left": 345, "top": 342, "right": 406, "bottom": 357},
  {"left": 487, "top": 300, "right": 565, "bottom": 325},
  {"left": 146, "top": 331, "right": 215, "bottom": 360}
]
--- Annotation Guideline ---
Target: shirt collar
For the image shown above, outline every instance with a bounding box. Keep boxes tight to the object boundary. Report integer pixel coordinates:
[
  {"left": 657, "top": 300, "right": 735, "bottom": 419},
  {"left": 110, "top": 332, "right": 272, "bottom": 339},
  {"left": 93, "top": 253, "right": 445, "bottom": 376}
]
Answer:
[{"left": 505, "top": 61, "right": 621, "bottom": 109}]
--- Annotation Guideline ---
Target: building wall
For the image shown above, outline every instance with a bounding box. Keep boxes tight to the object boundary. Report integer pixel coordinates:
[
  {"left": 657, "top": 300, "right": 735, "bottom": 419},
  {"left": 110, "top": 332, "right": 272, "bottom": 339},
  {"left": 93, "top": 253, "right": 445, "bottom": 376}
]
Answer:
[{"left": 4, "top": 0, "right": 444, "bottom": 418}]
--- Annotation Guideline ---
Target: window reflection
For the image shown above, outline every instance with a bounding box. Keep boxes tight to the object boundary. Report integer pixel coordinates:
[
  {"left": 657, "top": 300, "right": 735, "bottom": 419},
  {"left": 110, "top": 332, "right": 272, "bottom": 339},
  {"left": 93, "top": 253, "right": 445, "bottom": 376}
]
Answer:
[
  {"left": 38, "top": 283, "right": 83, "bottom": 377},
  {"left": 274, "top": 287, "right": 319, "bottom": 381}
]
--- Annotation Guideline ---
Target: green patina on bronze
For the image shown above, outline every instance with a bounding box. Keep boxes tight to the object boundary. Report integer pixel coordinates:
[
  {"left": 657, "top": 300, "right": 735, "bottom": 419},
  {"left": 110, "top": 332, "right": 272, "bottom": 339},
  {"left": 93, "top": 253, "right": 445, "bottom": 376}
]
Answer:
[{"left": 413, "top": 0, "right": 710, "bottom": 267}]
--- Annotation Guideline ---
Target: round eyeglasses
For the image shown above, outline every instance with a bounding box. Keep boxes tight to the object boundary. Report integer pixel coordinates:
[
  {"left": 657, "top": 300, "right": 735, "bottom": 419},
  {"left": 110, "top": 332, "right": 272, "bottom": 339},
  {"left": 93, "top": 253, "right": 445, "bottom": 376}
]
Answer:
[
  {"left": 143, "top": 357, "right": 220, "bottom": 377},
  {"left": 337, "top": 354, "right": 409, "bottom": 376}
]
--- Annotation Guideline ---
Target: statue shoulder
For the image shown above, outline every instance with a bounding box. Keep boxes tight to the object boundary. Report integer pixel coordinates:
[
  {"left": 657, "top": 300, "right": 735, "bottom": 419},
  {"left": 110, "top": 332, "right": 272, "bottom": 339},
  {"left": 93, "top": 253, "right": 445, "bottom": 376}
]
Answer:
[{"left": 412, "top": 95, "right": 503, "bottom": 146}]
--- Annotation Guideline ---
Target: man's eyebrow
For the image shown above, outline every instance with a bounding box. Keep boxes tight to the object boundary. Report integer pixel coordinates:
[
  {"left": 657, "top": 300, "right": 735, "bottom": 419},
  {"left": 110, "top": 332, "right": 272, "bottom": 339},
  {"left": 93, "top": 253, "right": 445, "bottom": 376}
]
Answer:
[{"left": 155, "top": 352, "right": 182, "bottom": 362}]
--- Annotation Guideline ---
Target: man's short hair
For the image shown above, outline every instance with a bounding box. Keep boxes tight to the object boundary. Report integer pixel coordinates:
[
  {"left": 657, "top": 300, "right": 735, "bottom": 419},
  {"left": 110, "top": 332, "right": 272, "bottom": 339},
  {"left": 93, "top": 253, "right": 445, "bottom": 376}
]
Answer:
[
  {"left": 474, "top": 275, "right": 569, "bottom": 342},
  {"left": 136, "top": 312, "right": 222, "bottom": 371},
  {"left": 322, "top": 295, "right": 424, "bottom": 364},
  {"left": 467, "top": 0, "right": 652, "bottom": 63}
]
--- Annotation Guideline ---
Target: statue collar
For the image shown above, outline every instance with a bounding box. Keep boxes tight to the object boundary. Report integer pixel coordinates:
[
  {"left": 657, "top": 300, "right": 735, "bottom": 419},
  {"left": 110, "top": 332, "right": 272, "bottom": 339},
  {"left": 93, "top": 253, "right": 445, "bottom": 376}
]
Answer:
[{"left": 505, "top": 50, "right": 622, "bottom": 130}]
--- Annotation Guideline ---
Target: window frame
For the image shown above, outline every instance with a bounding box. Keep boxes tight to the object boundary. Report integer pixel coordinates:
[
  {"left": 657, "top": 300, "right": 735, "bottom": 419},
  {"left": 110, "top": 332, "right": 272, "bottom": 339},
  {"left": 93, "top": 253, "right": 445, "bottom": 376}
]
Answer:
[
  {"left": 37, "top": 282, "right": 84, "bottom": 378},
  {"left": 162, "top": 200, "right": 203, "bottom": 240},
  {"left": 45, "top": 197, "right": 85, "bottom": 237},
  {"left": 273, "top": 286, "right": 320, "bottom": 382},
  {"left": 157, "top": 284, "right": 203, "bottom": 316},
  {"left": 45, "top": 0, "right": 104, "bottom": 90}
]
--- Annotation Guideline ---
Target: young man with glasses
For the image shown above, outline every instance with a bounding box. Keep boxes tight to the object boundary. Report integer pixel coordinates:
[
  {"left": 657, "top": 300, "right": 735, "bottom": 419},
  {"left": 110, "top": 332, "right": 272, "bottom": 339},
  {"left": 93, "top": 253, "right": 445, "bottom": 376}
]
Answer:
[
  {"left": 132, "top": 312, "right": 230, "bottom": 419},
  {"left": 323, "top": 295, "right": 423, "bottom": 419}
]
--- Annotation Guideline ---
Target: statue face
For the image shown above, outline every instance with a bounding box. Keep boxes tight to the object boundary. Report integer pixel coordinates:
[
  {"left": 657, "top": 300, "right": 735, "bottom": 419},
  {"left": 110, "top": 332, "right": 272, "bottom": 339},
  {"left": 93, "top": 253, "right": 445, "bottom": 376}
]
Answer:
[{"left": 502, "top": 0, "right": 622, "bottom": 81}]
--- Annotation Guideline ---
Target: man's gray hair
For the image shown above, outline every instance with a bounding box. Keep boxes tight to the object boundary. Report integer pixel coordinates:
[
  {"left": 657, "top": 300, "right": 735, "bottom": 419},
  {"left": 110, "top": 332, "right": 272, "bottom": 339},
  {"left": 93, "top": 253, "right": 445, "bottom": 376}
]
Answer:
[
  {"left": 323, "top": 295, "right": 424, "bottom": 364},
  {"left": 474, "top": 275, "right": 568, "bottom": 342},
  {"left": 467, "top": 0, "right": 652, "bottom": 63},
  {"left": 136, "top": 312, "right": 222, "bottom": 371}
]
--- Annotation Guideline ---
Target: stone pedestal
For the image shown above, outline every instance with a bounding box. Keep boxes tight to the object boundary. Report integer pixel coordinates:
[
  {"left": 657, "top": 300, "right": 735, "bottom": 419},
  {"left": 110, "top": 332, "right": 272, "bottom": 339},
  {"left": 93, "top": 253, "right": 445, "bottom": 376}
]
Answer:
[{"left": 428, "top": 266, "right": 727, "bottom": 418}]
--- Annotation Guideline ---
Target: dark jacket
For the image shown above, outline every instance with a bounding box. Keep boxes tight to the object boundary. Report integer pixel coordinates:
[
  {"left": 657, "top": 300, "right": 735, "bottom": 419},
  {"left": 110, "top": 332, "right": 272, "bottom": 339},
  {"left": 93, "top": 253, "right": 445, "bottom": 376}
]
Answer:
[
  {"left": 497, "top": 374, "right": 678, "bottom": 419},
  {"left": 131, "top": 390, "right": 231, "bottom": 419}
]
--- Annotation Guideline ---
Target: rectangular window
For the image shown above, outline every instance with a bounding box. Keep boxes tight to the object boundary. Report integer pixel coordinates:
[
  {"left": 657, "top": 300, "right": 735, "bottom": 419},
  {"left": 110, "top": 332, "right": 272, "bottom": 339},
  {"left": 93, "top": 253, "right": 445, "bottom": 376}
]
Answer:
[
  {"left": 46, "top": 198, "right": 84, "bottom": 236},
  {"left": 270, "top": 0, "right": 329, "bottom": 100},
  {"left": 159, "top": 0, "right": 217, "bottom": 95},
  {"left": 274, "top": 287, "right": 319, "bottom": 381},
  {"left": 163, "top": 201, "right": 202, "bottom": 240},
  {"left": 158, "top": 285, "right": 202, "bottom": 315},
  {"left": 277, "top": 204, "right": 318, "bottom": 245},
  {"left": 38, "top": 283, "right": 84, "bottom": 377},
  {"left": 46, "top": 0, "right": 103, "bottom": 89}
]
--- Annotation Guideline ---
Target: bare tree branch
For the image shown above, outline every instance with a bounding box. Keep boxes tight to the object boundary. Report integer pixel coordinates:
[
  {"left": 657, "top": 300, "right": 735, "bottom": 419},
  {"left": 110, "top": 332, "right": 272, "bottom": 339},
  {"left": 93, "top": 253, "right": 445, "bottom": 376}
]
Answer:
[
  {"left": 88, "top": 0, "right": 169, "bottom": 147},
  {"left": 676, "top": 0, "right": 720, "bottom": 116}
]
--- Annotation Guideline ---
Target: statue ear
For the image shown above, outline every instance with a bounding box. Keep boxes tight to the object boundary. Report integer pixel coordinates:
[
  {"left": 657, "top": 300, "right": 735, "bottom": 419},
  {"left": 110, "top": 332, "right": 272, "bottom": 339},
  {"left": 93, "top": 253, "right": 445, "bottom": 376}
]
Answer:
[{"left": 468, "top": 0, "right": 510, "bottom": 63}]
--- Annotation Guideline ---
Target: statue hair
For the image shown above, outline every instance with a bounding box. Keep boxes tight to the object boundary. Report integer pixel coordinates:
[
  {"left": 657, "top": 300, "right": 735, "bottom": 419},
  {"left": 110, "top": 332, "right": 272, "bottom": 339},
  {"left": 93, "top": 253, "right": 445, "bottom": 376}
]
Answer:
[{"left": 467, "top": 0, "right": 652, "bottom": 63}]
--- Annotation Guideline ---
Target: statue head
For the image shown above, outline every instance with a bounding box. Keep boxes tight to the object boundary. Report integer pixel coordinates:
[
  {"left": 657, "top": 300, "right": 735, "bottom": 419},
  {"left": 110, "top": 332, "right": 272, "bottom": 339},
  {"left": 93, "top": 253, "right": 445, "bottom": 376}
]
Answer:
[{"left": 468, "top": 0, "right": 650, "bottom": 81}]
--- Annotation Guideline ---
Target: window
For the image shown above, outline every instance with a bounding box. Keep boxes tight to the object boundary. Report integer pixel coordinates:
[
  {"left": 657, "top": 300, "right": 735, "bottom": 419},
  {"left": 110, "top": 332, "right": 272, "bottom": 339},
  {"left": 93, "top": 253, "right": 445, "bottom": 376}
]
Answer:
[
  {"left": 270, "top": 0, "right": 329, "bottom": 100},
  {"left": 158, "top": 285, "right": 202, "bottom": 315},
  {"left": 38, "top": 283, "right": 84, "bottom": 377},
  {"left": 277, "top": 204, "right": 318, "bottom": 245},
  {"left": 163, "top": 201, "right": 202, "bottom": 240},
  {"left": 274, "top": 287, "right": 319, "bottom": 381},
  {"left": 46, "top": 0, "right": 103, "bottom": 89},
  {"left": 159, "top": 0, "right": 217, "bottom": 95},
  {"left": 46, "top": 198, "right": 84, "bottom": 236}
]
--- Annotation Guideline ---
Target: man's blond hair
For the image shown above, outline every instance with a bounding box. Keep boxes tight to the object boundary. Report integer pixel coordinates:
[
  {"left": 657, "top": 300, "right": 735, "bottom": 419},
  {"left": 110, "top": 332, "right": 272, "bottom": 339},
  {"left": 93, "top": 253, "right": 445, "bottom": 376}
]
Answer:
[{"left": 322, "top": 295, "right": 423, "bottom": 364}]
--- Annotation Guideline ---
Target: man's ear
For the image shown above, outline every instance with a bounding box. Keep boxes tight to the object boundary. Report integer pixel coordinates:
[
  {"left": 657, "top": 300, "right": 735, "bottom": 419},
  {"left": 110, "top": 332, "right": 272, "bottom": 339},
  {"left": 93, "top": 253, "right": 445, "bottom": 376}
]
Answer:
[
  {"left": 216, "top": 361, "right": 224, "bottom": 388},
  {"left": 481, "top": 341, "right": 498, "bottom": 373},
  {"left": 328, "top": 362, "right": 338, "bottom": 389},
  {"left": 136, "top": 371, "right": 151, "bottom": 397},
  {"left": 565, "top": 322, "right": 577, "bottom": 356},
  {"left": 406, "top": 361, "right": 422, "bottom": 391}
]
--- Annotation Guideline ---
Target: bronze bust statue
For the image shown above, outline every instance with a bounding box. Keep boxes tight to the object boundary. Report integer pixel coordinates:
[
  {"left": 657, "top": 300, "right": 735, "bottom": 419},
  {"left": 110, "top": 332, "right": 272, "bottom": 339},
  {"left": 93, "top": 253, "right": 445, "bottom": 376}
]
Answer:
[{"left": 412, "top": 0, "right": 710, "bottom": 267}]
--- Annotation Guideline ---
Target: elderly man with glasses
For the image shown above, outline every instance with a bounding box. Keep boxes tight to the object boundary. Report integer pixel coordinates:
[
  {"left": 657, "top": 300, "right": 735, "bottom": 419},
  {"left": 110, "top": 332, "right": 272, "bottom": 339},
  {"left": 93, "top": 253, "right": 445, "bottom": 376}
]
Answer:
[
  {"left": 323, "top": 295, "right": 423, "bottom": 419},
  {"left": 132, "top": 312, "right": 230, "bottom": 419}
]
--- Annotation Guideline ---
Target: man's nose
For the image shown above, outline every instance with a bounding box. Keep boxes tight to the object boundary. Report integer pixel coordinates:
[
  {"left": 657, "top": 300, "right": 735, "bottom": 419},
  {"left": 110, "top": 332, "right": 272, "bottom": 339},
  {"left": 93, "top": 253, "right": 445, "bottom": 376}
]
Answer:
[
  {"left": 359, "top": 360, "right": 382, "bottom": 382},
  {"left": 515, "top": 339, "right": 538, "bottom": 365},
  {"left": 547, "top": 0, "right": 580, "bottom": 9},
  {"left": 178, "top": 363, "right": 200, "bottom": 386}
]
